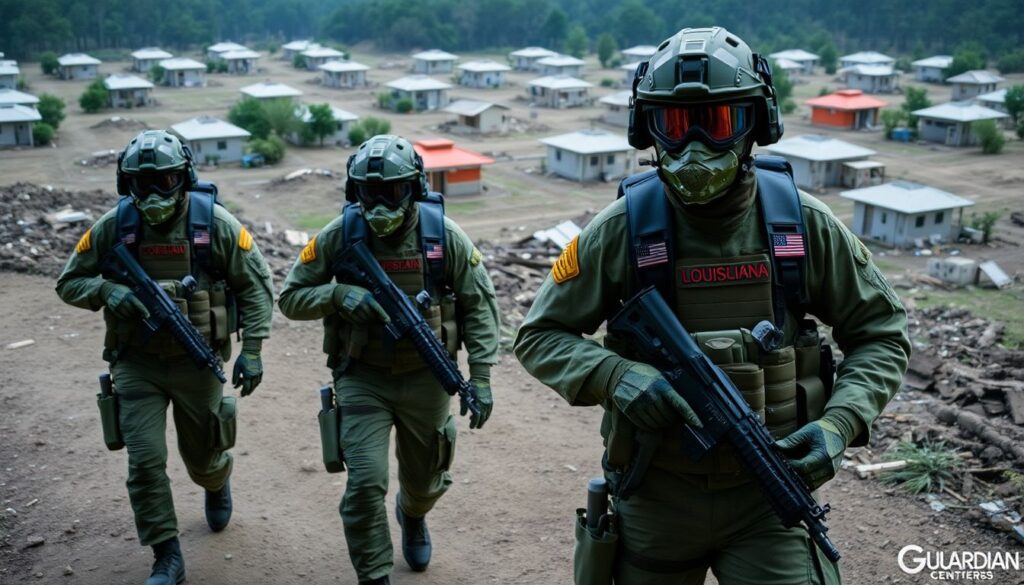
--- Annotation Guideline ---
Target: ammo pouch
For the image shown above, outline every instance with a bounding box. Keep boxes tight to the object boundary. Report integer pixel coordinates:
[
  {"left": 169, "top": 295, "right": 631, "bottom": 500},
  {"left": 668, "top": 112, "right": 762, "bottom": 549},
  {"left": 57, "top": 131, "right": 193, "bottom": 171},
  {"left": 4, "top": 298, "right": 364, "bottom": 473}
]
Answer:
[
  {"left": 318, "top": 405, "right": 345, "bottom": 473},
  {"left": 574, "top": 508, "right": 617, "bottom": 585},
  {"left": 440, "top": 292, "right": 460, "bottom": 357},
  {"left": 794, "top": 327, "right": 831, "bottom": 426},
  {"left": 209, "top": 396, "right": 237, "bottom": 452},
  {"left": 96, "top": 374, "right": 124, "bottom": 451}
]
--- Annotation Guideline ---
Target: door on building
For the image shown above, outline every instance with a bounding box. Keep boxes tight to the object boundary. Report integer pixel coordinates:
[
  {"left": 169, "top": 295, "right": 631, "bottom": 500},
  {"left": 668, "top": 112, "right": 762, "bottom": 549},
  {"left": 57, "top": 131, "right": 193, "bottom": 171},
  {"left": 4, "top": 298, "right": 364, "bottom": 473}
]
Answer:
[
  {"left": 946, "top": 125, "right": 958, "bottom": 146},
  {"left": 428, "top": 171, "right": 446, "bottom": 193},
  {"left": 862, "top": 205, "right": 875, "bottom": 236}
]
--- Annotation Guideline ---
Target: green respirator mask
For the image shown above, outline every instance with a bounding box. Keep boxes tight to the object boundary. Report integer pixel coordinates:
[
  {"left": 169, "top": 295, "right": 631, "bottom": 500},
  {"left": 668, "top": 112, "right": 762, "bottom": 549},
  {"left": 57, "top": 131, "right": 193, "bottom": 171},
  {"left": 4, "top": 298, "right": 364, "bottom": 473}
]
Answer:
[
  {"left": 655, "top": 140, "right": 747, "bottom": 206},
  {"left": 363, "top": 200, "right": 410, "bottom": 237},
  {"left": 134, "top": 192, "right": 183, "bottom": 225}
]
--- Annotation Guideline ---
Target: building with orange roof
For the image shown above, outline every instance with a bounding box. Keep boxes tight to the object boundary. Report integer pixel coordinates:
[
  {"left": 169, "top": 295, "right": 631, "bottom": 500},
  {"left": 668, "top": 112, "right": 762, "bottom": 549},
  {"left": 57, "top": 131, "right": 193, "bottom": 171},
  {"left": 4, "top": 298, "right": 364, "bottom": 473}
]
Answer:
[
  {"left": 804, "top": 89, "right": 889, "bottom": 130},
  {"left": 414, "top": 138, "right": 495, "bottom": 196}
]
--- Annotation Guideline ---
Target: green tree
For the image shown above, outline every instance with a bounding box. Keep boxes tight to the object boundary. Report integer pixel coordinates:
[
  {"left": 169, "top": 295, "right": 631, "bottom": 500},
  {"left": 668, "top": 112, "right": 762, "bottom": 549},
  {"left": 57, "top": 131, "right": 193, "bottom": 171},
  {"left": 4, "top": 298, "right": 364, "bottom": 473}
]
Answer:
[
  {"left": 819, "top": 43, "right": 838, "bottom": 74},
  {"left": 32, "top": 122, "right": 55, "bottom": 145},
  {"left": 597, "top": 33, "right": 618, "bottom": 68},
  {"left": 539, "top": 8, "right": 568, "bottom": 50},
  {"left": 228, "top": 98, "right": 271, "bottom": 140},
  {"left": 770, "top": 60, "right": 793, "bottom": 103},
  {"left": 911, "top": 40, "right": 926, "bottom": 61},
  {"left": 40, "top": 51, "right": 59, "bottom": 75},
  {"left": 348, "top": 125, "right": 367, "bottom": 147},
  {"left": 262, "top": 98, "right": 301, "bottom": 138},
  {"left": 78, "top": 81, "right": 108, "bottom": 113},
  {"left": 945, "top": 44, "right": 986, "bottom": 78},
  {"left": 292, "top": 53, "right": 307, "bottom": 69},
  {"left": 306, "top": 103, "right": 336, "bottom": 146},
  {"left": 565, "top": 25, "right": 588, "bottom": 59},
  {"left": 248, "top": 135, "right": 286, "bottom": 164},
  {"left": 973, "top": 120, "right": 1005, "bottom": 154},
  {"left": 361, "top": 116, "right": 391, "bottom": 136},
  {"left": 902, "top": 86, "right": 932, "bottom": 129},
  {"left": 969, "top": 211, "right": 1002, "bottom": 243},
  {"left": 149, "top": 64, "right": 166, "bottom": 84},
  {"left": 1004, "top": 85, "right": 1024, "bottom": 125},
  {"left": 997, "top": 49, "right": 1024, "bottom": 73},
  {"left": 37, "top": 94, "right": 65, "bottom": 129},
  {"left": 880, "top": 109, "right": 909, "bottom": 139}
]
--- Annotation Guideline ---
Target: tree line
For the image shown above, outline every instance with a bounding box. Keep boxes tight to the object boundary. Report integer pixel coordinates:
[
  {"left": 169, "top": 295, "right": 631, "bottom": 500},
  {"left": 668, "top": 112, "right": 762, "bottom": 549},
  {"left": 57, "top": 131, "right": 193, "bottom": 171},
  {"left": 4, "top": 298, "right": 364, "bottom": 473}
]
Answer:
[{"left": 2, "top": 0, "right": 1022, "bottom": 66}]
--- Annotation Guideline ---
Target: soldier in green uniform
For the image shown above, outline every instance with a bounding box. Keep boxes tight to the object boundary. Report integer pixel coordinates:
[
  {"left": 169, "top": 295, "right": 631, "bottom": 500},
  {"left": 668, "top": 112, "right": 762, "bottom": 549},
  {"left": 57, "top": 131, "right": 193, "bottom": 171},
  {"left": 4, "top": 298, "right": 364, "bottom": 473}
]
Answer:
[
  {"left": 278, "top": 134, "right": 500, "bottom": 585},
  {"left": 56, "top": 130, "right": 275, "bottom": 585},
  {"left": 514, "top": 27, "right": 911, "bottom": 585}
]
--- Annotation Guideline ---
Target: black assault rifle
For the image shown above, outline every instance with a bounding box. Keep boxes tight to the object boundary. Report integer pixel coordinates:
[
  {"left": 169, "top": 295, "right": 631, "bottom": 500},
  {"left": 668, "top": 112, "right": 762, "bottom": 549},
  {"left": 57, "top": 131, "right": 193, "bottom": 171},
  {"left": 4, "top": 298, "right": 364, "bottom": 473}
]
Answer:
[
  {"left": 607, "top": 286, "right": 841, "bottom": 562},
  {"left": 104, "top": 242, "right": 228, "bottom": 383},
  {"left": 333, "top": 239, "right": 481, "bottom": 417}
]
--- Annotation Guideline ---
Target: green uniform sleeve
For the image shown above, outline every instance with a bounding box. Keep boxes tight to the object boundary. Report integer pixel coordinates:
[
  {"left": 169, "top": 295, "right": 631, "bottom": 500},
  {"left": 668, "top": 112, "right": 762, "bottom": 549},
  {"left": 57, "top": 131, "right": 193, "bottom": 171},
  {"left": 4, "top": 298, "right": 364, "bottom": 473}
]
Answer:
[
  {"left": 278, "top": 216, "right": 344, "bottom": 320},
  {"left": 513, "top": 201, "right": 635, "bottom": 406},
  {"left": 443, "top": 218, "right": 500, "bottom": 368},
  {"left": 801, "top": 194, "right": 911, "bottom": 446},
  {"left": 55, "top": 210, "right": 119, "bottom": 310},
  {"left": 212, "top": 207, "right": 275, "bottom": 341}
]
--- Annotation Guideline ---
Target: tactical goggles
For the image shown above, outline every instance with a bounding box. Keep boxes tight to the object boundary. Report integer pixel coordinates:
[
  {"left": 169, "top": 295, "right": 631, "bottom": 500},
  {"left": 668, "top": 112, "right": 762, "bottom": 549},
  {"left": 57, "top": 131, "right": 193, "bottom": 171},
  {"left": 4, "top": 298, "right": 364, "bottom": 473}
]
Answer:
[
  {"left": 350, "top": 179, "right": 417, "bottom": 210},
  {"left": 647, "top": 102, "right": 754, "bottom": 150},
  {"left": 128, "top": 171, "right": 186, "bottom": 198}
]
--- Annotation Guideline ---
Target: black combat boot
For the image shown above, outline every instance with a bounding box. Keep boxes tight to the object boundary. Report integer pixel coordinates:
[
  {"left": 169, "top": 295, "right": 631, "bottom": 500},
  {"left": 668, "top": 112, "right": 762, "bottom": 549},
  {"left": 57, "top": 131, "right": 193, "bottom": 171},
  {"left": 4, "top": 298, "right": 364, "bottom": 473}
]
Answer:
[
  {"left": 358, "top": 577, "right": 390, "bottom": 585},
  {"left": 205, "top": 478, "right": 232, "bottom": 532},
  {"left": 145, "top": 536, "right": 185, "bottom": 585},
  {"left": 395, "top": 494, "right": 431, "bottom": 572}
]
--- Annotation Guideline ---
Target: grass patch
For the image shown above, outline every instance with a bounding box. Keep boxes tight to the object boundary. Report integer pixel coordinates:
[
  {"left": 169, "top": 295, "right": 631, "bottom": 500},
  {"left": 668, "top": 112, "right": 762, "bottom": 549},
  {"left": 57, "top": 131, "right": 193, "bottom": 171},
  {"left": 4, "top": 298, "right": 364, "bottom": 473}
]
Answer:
[
  {"left": 445, "top": 200, "right": 485, "bottom": 215},
  {"left": 880, "top": 440, "right": 962, "bottom": 494},
  {"left": 912, "top": 286, "right": 1024, "bottom": 349},
  {"left": 293, "top": 212, "right": 336, "bottom": 230}
]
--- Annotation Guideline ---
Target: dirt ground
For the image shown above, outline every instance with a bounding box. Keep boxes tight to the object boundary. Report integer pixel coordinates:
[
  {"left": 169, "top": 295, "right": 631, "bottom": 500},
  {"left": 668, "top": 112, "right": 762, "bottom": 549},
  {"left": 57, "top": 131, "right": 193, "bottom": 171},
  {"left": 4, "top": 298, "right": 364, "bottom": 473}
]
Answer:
[{"left": 3, "top": 48, "right": 1024, "bottom": 584}]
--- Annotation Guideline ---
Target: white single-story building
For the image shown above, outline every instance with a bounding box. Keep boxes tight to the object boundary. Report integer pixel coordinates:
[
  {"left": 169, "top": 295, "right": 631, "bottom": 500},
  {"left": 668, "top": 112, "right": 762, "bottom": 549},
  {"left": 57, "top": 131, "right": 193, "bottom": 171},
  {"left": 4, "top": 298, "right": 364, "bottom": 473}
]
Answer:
[
  {"left": 207, "top": 42, "right": 248, "bottom": 62},
  {"left": 975, "top": 88, "right": 1012, "bottom": 127},
  {"left": 527, "top": 75, "right": 593, "bottom": 108},
  {"left": 240, "top": 81, "right": 303, "bottom": 101},
  {"left": 599, "top": 91, "right": 631, "bottom": 126},
  {"left": 840, "top": 160, "right": 888, "bottom": 190},
  {"left": 442, "top": 99, "right": 510, "bottom": 134},
  {"left": 508, "top": 47, "right": 558, "bottom": 71},
  {"left": 912, "top": 101, "right": 1009, "bottom": 146},
  {"left": 620, "top": 61, "right": 642, "bottom": 86},
  {"left": 539, "top": 129, "right": 636, "bottom": 182},
  {"left": 621, "top": 45, "right": 658, "bottom": 63},
  {"left": 414, "top": 138, "right": 495, "bottom": 196},
  {"left": 0, "top": 104, "right": 41, "bottom": 146},
  {"left": 841, "top": 64, "right": 900, "bottom": 94},
  {"left": 57, "top": 53, "right": 101, "bottom": 80},
  {"left": 535, "top": 55, "right": 585, "bottom": 77},
  {"left": 769, "top": 49, "right": 819, "bottom": 75},
  {"left": 0, "top": 60, "right": 20, "bottom": 89},
  {"left": 911, "top": 55, "right": 953, "bottom": 83},
  {"left": 103, "top": 74, "right": 154, "bottom": 108},
  {"left": 946, "top": 70, "right": 1004, "bottom": 101},
  {"left": 841, "top": 181, "right": 974, "bottom": 247},
  {"left": 412, "top": 50, "right": 459, "bottom": 74},
  {"left": 839, "top": 51, "right": 894, "bottom": 70},
  {"left": 221, "top": 49, "right": 260, "bottom": 74},
  {"left": 0, "top": 88, "right": 40, "bottom": 108},
  {"left": 170, "top": 116, "right": 251, "bottom": 164},
  {"left": 301, "top": 46, "right": 345, "bottom": 71},
  {"left": 290, "top": 104, "right": 359, "bottom": 146},
  {"left": 772, "top": 58, "right": 806, "bottom": 77},
  {"left": 159, "top": 58, "right": 207, "bottom": 88},
  {"left": 456, "top": 60, "right": 511, "bottom": 89},
  {"left": 762, "top": 135, "right": 878, "bottom": 191},
  {"left": 320, "top": 60, "right": 370, "bottom": 89},
  {"left": 281, "top": 40, "right": 316, "bottom": 61},
  {"left": 131, "top": 48, "right": 173, "bottom": 73},
  {"left": 385, "top": 76, "right": 452, "bottom": 111}
]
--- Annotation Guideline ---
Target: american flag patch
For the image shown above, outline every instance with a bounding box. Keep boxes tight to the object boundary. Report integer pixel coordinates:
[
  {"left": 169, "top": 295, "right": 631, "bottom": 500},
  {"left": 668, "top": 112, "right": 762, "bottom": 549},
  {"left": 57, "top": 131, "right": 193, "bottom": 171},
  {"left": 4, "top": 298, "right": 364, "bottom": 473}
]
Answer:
[
  {"left": 772, "top": 233, "right": 804, "bottom": 258},
  {"left": 193, "top": 230, "right": 211, "bottom": 246},
  {"left": 636, "top": 241, "right": 668, "bottom": 268},
  {"left": 425, "top": 243, "right": 443, "bottom": 260}
]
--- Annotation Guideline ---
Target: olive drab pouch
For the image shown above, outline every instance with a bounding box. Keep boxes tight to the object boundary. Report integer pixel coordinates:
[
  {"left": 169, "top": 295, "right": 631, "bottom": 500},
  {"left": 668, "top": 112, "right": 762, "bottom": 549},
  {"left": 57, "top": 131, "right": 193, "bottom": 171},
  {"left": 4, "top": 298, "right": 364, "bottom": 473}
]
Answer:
[
  {"left": 760, "top": 346, "right": 799, "bottom": 439},
  {"left": 96, "top": 373, "right": 124, "bottom": 451},
  {"left": 574, "top": 508, "right": 617, "bottom": 585},
  {"left": 187, "top": 289, "right": 212, "bottom": 341},
  {"left": 318, "top": 384, "right": 345, "bottom": 473},
  {"left": 794, "top": 328, "right": 828, "bottom": 426},
  {"left": 209, "top": 396, "right": 237, "bottom": 452},
  {"left": 440, "top": 292, "right": 460, "bottom": 357},
  {"left": 209, "top": 283, "right": 229, "bottom": 343},
  {"left": 435, "top": 415, "right": 457, "bottom": 472}
]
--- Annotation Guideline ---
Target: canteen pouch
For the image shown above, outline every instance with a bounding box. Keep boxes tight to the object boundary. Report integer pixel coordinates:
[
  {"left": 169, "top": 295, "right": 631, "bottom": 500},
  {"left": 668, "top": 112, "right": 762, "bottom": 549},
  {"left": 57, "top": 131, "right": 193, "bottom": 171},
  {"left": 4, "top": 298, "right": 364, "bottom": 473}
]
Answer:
[
  {"left": 318, "top": 407, "right": 345, "bottom": 473},
  {"left": 574, "top": 508, "right": 617, "bottom": 585},
  {"left": 96, "top": 373, "right": 124, "bottom": 451},
  {"left": 209, "top": 396, "right": 238, "bottom": 452}
]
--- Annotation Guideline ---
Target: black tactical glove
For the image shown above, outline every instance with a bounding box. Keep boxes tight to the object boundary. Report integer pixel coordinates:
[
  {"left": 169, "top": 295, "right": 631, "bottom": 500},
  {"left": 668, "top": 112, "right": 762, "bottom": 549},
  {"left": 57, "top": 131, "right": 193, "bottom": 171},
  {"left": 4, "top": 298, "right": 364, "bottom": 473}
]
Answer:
[
  {"left": 612, "top": 363, "right": 701, "bottom": 432},
  {"left": 100, "top": 281, "right": 150, "bottom": 320},
  {"left": 233, "top": 339, "right": 263, "bottom": 396},
  {"left": 333, "top": 284, "right": 390, "bottom": 324}
]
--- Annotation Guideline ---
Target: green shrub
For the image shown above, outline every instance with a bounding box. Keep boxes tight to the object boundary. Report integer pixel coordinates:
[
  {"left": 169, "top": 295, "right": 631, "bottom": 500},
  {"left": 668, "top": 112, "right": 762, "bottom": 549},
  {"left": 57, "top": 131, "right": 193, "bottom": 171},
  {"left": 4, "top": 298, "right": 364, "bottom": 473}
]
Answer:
[
  {"left": 149, "top": 64, "right": 166, "bottom": 83},
  {"left": 969, "top": 211, "right": 1002, "bottom": 243},
  {"left": 781, "top": 98, "right": 797, "bottom": 114},
  {"left": 216, "top": 60, "right": 229, "bottom": 74},
  {"left": 32, "top": 122, "right": 55, "bottom": 145},
  {"left": 248, "top": 134, "right": 286, "bottom": 164},
  {"left": 395, "top": 98, "right": 414, "bottom": 113},
  {"left": 376, "top": 93, "right": 393, "bottom": 109},
  {"left": 348, "top": 126, "right": 367, "bottom": 147},
  {"left": 78, "top": 81, "right": 108, "bottom": 113},
  {"left": 37, "top": 94, "right": 65, "bottom": 129},
  {"left": 973, "top": 119, "right": 1005, "bottom": 154},
  {"left": 292, "top": 54, "right": 307, "bottom": 69},
  {"left": 40, "top": 51, "right": 59, "bottom": 75},
  {"left": 599, "top": 78, "right": 616, "bottom": 88},
  {"left": 361, "top": 116, "right": 391, "bottom": 136}
]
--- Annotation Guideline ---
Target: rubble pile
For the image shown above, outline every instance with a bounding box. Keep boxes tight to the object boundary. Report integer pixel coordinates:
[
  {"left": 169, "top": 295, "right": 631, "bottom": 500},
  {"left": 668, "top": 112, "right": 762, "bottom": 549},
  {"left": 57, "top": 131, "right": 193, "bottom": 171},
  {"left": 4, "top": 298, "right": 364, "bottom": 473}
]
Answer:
[{"left": 89, "top": 116, "right": 149, "bottom": 131}]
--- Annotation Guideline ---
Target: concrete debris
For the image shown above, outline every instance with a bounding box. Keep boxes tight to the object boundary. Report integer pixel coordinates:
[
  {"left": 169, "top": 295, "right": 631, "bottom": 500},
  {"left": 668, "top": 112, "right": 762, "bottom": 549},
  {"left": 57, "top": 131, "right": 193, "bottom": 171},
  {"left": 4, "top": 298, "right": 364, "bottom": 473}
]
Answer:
[
  {"left": 532, "top": 221, "right": 580, "bottom": 250},
  {"left": 281, "top": 168, "right": 335, "bottom": 182},
  {"left": 284, "top": 230, "right": 310, "bottom": 246},
  {"left": 78, "top": 149, "right": 119, "bottom": 167},
  {"left": 5, "top": 339, "right": 35, "bottom": 350},
  {"left": 26, "top": 535, "right": 45, "bottom": 548},
  {"left": 978, "top": 260, "right": 1012, "bottom": 289},
  {"left": 89, "top": 116, "right": 149, "bottom": 131}
]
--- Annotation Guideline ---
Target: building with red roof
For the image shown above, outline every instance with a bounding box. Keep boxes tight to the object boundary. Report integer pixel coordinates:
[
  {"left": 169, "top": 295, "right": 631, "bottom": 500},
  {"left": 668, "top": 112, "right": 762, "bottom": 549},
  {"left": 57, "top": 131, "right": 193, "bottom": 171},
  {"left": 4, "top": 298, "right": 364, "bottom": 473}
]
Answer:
[
  {"left": 414, "top": 138, "right": 495, "bottom": 196},
  {"left": 804, "top": 89, "right": 889, "bottom": 130}
]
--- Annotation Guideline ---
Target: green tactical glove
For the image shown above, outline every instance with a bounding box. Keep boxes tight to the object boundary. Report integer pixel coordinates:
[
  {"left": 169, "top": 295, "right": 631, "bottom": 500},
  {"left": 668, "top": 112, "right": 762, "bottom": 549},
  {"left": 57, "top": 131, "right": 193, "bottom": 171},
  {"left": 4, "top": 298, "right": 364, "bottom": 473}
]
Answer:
[
  {"left": 612, "top": 363, "right": 701, "bottom": 432},
  {"left": 100, "top": 281, "right": 150, "bottom": 321},
  {"left": 233, "top": 339, "right": 263, "bottom": 396},
  {"left": 332, "top": 284, "right": 390, "bottom": 325},
  {"left": 464, "top": 364, "right": 493, "bottom": 429},
  {"left": 774, "top": 418, "right": 848, "bottom": 491}
]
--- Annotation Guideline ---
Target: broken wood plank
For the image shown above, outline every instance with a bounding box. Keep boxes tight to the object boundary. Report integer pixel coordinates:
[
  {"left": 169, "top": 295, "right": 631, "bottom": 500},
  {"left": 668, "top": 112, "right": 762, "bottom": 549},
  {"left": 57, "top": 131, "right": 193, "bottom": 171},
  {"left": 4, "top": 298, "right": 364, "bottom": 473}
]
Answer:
[{"left": 856, "top": 460, "right": 907, "bottom": 479}]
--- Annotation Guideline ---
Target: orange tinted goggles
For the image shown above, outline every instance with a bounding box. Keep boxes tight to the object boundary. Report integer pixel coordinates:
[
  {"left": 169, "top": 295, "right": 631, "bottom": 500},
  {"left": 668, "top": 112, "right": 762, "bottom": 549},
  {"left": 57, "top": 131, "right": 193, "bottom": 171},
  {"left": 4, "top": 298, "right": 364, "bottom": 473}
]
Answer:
[{"left": 648, "top": 103, "right": 753, "bottom": 149}]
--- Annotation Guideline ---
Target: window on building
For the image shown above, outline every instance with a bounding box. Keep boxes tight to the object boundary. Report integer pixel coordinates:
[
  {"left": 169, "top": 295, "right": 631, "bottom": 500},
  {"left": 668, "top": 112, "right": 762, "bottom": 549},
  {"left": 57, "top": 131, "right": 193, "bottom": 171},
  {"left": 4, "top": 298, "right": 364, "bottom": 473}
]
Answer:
[
  {"left": 606, "top": 154, "right": 615, "bottom": 165},
  {"left": 881, "top": 212, "right": 887, "bottom": 224},
  {"left": 915, "top": 215, "right": 925, "bottom": 228},
  {"left": 555, "top": 149, "right": 561, "bottom": 161},
  {"left": 935, "top": 211, "right": 944, "bottom": 224},
  {"left": 590, "top": 156, "right": 598, "bottom": 166},
  {"left": 217, "top": 141, "right": 227, "bottom": 151}
]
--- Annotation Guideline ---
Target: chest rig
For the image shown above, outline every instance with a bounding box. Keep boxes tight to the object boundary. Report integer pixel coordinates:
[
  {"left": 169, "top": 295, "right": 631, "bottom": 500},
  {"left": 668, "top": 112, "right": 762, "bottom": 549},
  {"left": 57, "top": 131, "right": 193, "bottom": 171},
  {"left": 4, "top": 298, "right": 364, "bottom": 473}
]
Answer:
[
  {"left": 610, "top": 156, "right": 835, "bottom": 481},
  {"left": 104, "top": 184, "right": 236, "bottom": 359},
  {"left": 328, "top": 194, "right": 459, "bottom": 374}
]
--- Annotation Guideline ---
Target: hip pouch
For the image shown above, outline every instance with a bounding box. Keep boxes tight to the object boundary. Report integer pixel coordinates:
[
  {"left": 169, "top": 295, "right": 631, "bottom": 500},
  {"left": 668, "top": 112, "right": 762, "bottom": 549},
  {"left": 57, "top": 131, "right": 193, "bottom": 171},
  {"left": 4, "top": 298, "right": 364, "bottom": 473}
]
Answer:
[
  {"left": 209, "top": 396, "right": 237, "bottom": 452},
  {"left": 318, "top": 384, "right": 346, "bottom": 473},
  {"left": 574, "top": 508, "right": 617, "bottom": 585},
  {"left": 96, "top": 373, "right": 124, "bottom": 451}
]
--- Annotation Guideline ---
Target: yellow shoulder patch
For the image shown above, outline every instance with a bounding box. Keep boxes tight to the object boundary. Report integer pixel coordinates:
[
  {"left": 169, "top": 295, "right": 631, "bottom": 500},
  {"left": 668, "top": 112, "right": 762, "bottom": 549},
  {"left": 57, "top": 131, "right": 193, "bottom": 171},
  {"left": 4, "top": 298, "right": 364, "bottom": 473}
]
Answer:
[
  {"left": 238, "top": 226, "right": 253, "bottom": 251},
  {"left": 552, "top": 236, "right": 580, "bottom": 284},
  {"left": 470, "top": 247, "right": 482, "bottom": 267},
  {"left": 75, "top": 227, "right": 92, "bottom": 254},
  {"left": 300, "top": 236, "right": 318, "bottom": 264}
]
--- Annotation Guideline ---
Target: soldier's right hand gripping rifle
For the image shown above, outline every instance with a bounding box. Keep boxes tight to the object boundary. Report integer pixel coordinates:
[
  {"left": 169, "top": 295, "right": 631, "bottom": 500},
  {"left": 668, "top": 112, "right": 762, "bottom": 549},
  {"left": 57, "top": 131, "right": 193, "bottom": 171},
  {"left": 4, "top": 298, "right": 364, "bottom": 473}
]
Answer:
[
  {"left": 103, "top": 241, "right": 227, "bottom": 383},
  {"left": 332, "top": 238, "right": 482, "bottom": 419}
]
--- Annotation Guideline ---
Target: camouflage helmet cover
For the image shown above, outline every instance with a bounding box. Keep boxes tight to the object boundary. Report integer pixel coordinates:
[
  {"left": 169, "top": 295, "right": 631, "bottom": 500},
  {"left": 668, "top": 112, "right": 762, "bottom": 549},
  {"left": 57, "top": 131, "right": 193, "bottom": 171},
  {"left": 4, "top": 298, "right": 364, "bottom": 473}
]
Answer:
[{"left": 345, "top": 134, "right": 429, "bottom": 202}]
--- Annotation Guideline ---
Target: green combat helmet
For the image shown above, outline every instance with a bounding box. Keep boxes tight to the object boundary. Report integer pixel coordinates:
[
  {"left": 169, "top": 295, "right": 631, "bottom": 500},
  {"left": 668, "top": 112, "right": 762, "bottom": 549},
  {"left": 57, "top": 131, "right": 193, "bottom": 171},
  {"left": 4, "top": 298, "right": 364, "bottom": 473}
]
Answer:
[
  {"left": 117, "top": 130, "right": 198, "bottom": 225},
  {"left": 345, "top": 134, "right": 429, "bottom": 237}
]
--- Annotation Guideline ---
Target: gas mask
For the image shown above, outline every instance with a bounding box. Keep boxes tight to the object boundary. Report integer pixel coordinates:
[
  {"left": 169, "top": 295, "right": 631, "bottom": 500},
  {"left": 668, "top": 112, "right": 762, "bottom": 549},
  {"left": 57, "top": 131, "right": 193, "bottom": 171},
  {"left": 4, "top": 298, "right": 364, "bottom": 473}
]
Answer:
[
  {"left": 134, "top": 192, "right": 183, "bottom": 225},
  {"left": 363, "top": 199, "right": 410, "bottom": 237},
  {"left": 655, "top": 139, "right": 747, "bottom": 206}
]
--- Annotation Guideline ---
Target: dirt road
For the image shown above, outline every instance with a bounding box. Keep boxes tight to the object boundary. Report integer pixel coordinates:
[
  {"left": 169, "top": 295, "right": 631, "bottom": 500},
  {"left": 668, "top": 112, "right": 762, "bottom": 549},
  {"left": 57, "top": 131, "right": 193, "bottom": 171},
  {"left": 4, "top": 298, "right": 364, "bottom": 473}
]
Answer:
[{"left": 0, "top": 272, "right": 1018, "bottom": 585}]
